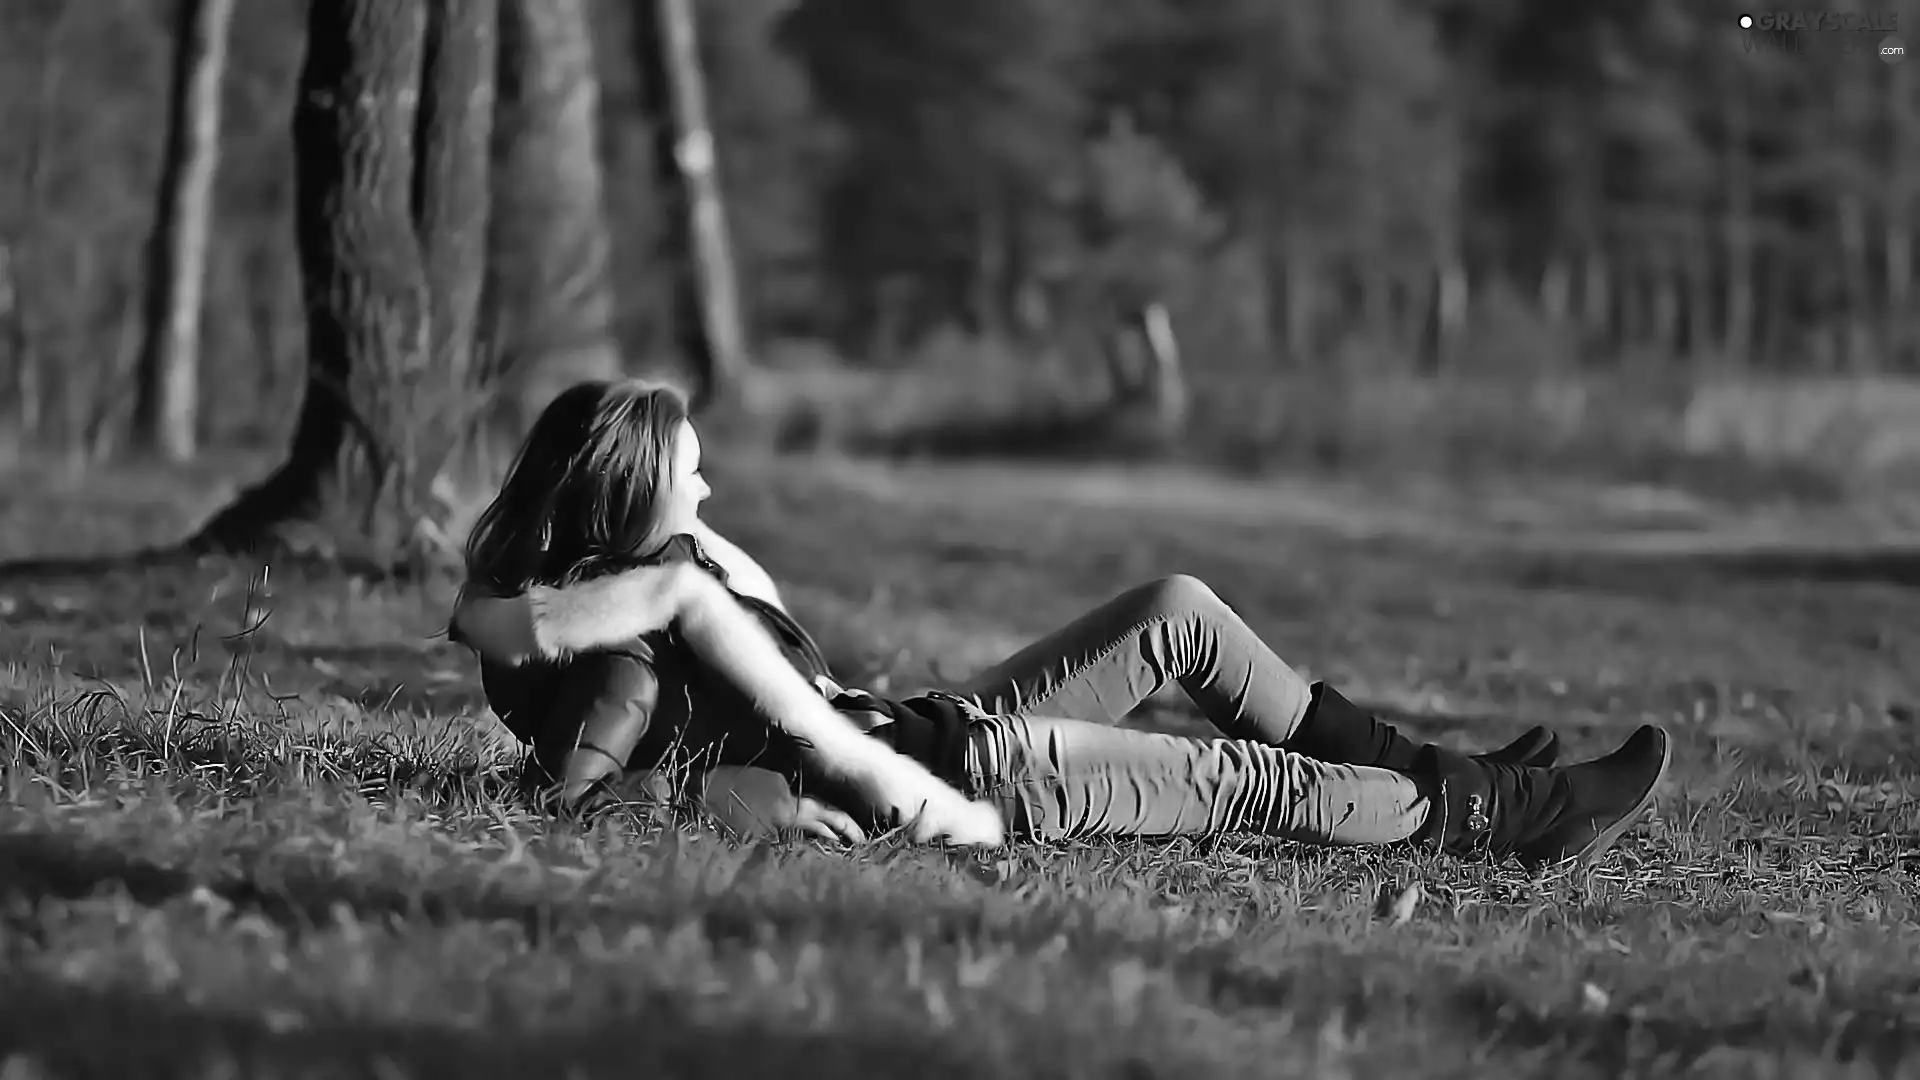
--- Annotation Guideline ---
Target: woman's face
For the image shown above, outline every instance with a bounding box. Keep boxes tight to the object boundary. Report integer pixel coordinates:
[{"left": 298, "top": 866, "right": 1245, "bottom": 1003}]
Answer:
[{"left": 659, "top": 418, "right": 711, "bottom": 535}]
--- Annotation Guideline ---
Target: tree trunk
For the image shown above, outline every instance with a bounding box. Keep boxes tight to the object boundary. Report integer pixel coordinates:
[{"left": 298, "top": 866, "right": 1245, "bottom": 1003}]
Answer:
[
  {"left": 1579, "top": 248, "right": 1611, "bottom": 351},
  {"left": 411, "top": 0, "right": 498, "bottom": 554},
  {"left": 970, "top": 194, "right": 1010, "bottom": 341},
  {"left": 3, "top": 5, "right": 70, "bottom": 445},
  {"left": 1721, "top": 73, "right": 1755, "bottom": 364},
  {"left": 1838, "top": 190, "right": 1872, "bottom": 370},
  {"left": 132, "top": 0, "right": 238, "bottom": 463},
  {"left": 0, "top": 244, "right": 29, "bottom": 442},
  {"left": 458, "top": 0, "right": 622, "bottom": 496},
  {"left": 654, "top": 0, "right": 750, "bottom": 404},
  {"left": 193, "top": 0, "right": 488, "bottom": 567},
  {"left": 1835, "top": 57, "right": 1875, "bottom": 371},
  {"left": 1539, "top": 252, "right": 1573, "bottom": 325},
  {"left": 1418, "top": 253, "right": 1468, "bottom": 374},
  {"left": 1649, "top": 259, "right": 1680, "bottom": 358},
  {"left": 1886, "top": 60, "right": 1915, "bottom": 362},
  {"left": 1681, "top": 238, "right": 1712, "bottom": 360}
]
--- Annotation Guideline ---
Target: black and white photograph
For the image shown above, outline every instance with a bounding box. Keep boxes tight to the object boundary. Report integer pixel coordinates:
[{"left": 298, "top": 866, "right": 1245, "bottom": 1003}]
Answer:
[{"left": 0, "top": 1, "right": 1917, "bottom": 1076}]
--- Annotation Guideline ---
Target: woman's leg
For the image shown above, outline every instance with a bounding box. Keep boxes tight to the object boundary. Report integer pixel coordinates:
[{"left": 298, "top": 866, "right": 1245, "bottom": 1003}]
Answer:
[
  {"left": 954, "top": 575, "right": 1313, "bottom": 742},
  {"left": 962, "top": 713, "right": 1671, "bottom": 866},
  {"left": 962, "top": 713, "right": 1430, "bottom": 843},
  {"left": 952, "top": 575, "right": 1555, "bottom": 770}
]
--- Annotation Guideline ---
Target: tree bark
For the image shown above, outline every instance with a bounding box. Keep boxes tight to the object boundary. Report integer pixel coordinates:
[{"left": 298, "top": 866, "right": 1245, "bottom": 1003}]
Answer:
[
  {"left": 445, "top": 0, "right": 623, "bottom": 522},
  {"left": 482, "top": 0, "right": 621, "bottom": 395},
  {"left": 411, "top": 0, "right": 498, "bottom": 554},
  {"left": 3, "top": 5, "right": 70, "bottom": 445},
  {"left": 1720, "top": 72, "right": 1755, "bottom": 364},
  {"left": 132, "top": 0, "right": 238, "bottom": 463},
  {"left": 1886, "top": 61, "right": 1914, "bottom": 362},
  {"left": 657, "top": 0, "right": 750, "bottom": 402},
  {"left": 194, "top": 0, "right": 490, "bottom": 567}
]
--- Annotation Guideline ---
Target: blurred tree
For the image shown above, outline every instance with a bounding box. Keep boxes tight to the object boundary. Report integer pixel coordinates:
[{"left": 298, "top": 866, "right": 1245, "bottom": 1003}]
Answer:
[
  {"left": 780, "top": 0, "right": 1090, "bottom": 353},
  {"left": 191, "top": 0, "right": 495, "bottom": 566},
  {"left": 0, "top": 0, "right": 169, "bottom": 463},
  {"left": 625, "top": 0, "right": 842, "bottom": 401},
  {"left": 653, "top": 0, "right": 749, "bottom": 403},
  {"left": 480, "top": 0, "right": 622, "bottom": 406},
  {"left": 132, "top": 0, "right": 240, "bottom": 463},
  {"left": 1103, "top": 0, "right": 1459, "bottom": 366},
  {"left": 0, "top": 0, "right": 71, "bottom": 448},
  {"left": 437, "top": 0, "right": 623, "bottom": 541},
  {"left": 586, "top": 0, "right": 674, "bottom": 363},
  {"left": 697, "top": 0, "right": 843, "bottom": 341},
  {"left": 7, "top": 0, "right": 1920, "bottom": 468}
]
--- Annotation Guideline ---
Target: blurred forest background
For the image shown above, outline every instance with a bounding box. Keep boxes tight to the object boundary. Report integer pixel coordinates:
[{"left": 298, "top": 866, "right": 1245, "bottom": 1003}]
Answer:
[{"left": 3, "top": 0, "right": 1920, "bottom": 523}]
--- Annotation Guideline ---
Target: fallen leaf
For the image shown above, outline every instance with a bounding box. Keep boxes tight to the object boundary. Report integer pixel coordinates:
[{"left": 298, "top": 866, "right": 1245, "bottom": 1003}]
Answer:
[{"left": 1581, "top": 982, "right": 1611, "bottom": 1013}]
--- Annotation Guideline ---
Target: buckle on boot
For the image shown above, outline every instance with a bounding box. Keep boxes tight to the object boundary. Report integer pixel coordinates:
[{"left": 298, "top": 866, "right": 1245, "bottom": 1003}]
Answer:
[{"left": 1466, "top": 794, "right": 1490, "bottom": 833}]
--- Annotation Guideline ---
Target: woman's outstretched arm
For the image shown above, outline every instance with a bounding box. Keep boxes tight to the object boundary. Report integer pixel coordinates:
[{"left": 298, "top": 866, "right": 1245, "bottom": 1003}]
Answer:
[{"left": 450, "top": 565, "right": 1003, "bottom": 847}]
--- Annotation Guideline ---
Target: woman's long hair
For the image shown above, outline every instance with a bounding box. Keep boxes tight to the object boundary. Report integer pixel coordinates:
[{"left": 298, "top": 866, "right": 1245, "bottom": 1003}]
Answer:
[{"left": 464, "top": 379, "right": 691, "bottom": 594}]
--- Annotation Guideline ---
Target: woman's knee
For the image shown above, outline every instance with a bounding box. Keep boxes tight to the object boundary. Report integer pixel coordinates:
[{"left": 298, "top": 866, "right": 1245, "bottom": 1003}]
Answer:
[{"left": 1136, "top": 573, "right": 1222, "bottom": 616}]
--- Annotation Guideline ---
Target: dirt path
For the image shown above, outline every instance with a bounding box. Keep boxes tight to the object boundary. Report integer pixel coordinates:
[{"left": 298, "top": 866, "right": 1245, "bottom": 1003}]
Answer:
[{"left": 807, "top": 455, "right": 1920, "bottom": 560}]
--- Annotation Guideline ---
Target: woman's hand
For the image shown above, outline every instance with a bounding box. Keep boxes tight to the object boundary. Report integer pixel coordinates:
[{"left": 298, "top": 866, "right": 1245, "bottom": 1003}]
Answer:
[
  {"left": 855, "top": 766, "right": 1006, "bottom": 847},
  {"left": 787, "top": 796, "right": 867, "bottom": 844},
  {"left": 700, "top": 766, "right": 864, "bottom": 845}
]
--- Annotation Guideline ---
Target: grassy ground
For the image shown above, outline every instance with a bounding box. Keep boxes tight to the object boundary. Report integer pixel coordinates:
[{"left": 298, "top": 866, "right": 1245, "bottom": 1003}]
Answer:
[{"left": 2, "top": 451, "right": 1919, "bottom": 1078}]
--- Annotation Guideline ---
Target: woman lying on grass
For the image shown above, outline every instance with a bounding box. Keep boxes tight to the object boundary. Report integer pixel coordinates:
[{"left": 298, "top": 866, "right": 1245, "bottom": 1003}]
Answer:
[{"left": 449, "top": 379, "right": 1670, "bottom": 864}]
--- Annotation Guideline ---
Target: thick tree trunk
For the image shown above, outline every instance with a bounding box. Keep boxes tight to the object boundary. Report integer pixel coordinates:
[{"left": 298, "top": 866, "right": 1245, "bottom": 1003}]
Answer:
[
  {"left": 416, "top": 0, "right": 496, "bottom": 384},
  {"left": 194, "top": 0, "right": 489, "bottom": 567},
  {"left": 484, "top": 0, "right": 621, "bottom": 387},
  {"left": 446, "top": 0, "right": 622, "bottom": 520},
  {"left": 411, "top": 0, "right": 498, "bottom": 554},
  {"left": 132, "top": 0, "right": 238, "bottom": 463}
]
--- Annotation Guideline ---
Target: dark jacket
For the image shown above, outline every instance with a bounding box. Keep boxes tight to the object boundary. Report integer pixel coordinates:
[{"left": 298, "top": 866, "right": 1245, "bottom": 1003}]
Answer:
[{"left": 469, "top": 533, "right": 979, "bottom": 828}]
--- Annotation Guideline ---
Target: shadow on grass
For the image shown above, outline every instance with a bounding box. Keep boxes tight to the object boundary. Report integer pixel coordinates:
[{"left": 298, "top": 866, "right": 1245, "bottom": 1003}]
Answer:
[
  {"left": 1449, "top": 979, "right": 1920, "bottom": 1074},
  {"left": 0, "top": 828, "right": 944, "bottom": 954},
  {"left": 1501, "top": 545, "right": 1920, "bottom": 595},
  {"left": 1699, "top": 547, "right": 1920, "bottom": 589},
  {"left": 0, "top": 973, "right": 1002, "bottom": 1080},
  {"left": 277, "top": 642, "right": 489, "bottom": 716},
  {"left": 5, "top": 829, "right": 1917, "bottom": 1071}
]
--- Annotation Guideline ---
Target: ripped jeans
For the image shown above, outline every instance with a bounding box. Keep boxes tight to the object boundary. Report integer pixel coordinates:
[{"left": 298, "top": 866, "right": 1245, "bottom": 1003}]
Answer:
[{"left": 946, "top": 575, "right": 1429, "bottom": 844}]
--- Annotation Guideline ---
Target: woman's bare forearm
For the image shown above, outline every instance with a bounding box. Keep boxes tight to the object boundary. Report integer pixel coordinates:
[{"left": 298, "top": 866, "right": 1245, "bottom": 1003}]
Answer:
[
  {"left": 675, "top": 575, "right": 920, "bottom": 779},
  {"left": 670, "top": 573, "right": 1001, "bottom": 844}
]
